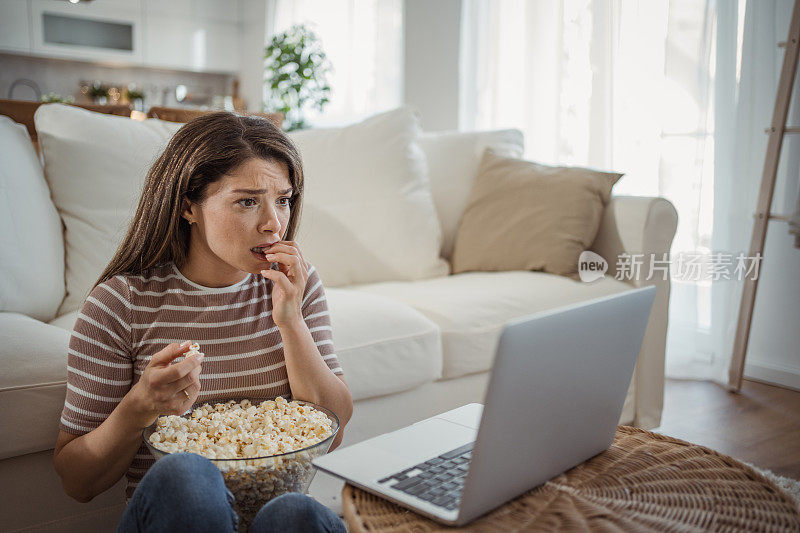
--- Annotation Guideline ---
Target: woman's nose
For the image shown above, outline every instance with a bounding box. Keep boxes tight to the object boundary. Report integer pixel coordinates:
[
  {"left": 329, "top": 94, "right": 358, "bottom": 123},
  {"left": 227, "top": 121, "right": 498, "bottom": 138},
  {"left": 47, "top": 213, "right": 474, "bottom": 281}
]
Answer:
[{"left": 258, "top": 206, "right": 282, "bottom": 234}]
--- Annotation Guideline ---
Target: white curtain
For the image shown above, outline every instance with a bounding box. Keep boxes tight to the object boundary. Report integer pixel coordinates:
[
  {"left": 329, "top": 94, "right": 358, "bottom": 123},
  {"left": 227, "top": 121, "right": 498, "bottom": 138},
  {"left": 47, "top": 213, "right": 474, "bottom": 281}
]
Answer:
[
  {"left": 265, "top": 0, "right": 403, "bottom": 127},
  {"left": 460, "top": 0, "right": 751, "bottom": 383}
]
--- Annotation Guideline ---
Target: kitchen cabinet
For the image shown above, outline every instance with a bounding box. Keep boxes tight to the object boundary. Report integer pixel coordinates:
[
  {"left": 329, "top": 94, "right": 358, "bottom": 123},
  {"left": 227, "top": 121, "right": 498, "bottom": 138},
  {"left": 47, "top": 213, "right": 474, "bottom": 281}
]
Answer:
[
  {"left": 143, "top": 18, "right": 240, "bottom": 74},
  {"left": 0, "top": 0, "right": 31, "bottom": 53},
  {"left": 201, "top": 21, "right": 241, "bottom": 73},
  {"left": 29, "top": 0, "right": 143, "bottom": 63},
  {"left": 142, "top": 0, "right": 241, "bottom": 74},
  {"left": 194, "top": 0, "right": 240, "bottom": 25},
  {"left": 0, "top": 0, "right": 242, "bottom": 74},
  {"left": 142, "top": 0, "right": 193, "bottom": 19}
]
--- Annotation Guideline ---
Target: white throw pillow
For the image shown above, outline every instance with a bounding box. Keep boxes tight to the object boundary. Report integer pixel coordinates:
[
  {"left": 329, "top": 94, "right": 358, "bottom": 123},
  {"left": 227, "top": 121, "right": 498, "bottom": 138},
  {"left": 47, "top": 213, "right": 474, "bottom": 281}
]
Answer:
[
  {"left": 34, "top": 104, "right": 183, "bottom": 316},
  {"left": 0, "top": 116, "right": 65, "bottom": 322},
  {"left": 289, "top": 106, "right": 450, "bottom": 287},
  {"left": 418, "top": 129, "right": 524, "bottom": 261}
]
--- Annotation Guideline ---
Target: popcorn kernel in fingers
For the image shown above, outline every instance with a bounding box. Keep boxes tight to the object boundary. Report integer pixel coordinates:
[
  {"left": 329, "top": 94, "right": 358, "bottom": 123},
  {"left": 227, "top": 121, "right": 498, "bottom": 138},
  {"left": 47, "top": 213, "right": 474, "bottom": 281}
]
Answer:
[{"left": 186, "top": 342, "right": 204, "bottom": 357}]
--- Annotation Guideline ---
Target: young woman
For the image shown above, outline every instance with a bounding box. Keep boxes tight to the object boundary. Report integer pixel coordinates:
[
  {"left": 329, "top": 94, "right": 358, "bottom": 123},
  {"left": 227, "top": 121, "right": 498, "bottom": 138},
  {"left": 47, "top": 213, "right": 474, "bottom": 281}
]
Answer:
[{"left": 52, "top": 112, "right": 353, "bottom": 532}]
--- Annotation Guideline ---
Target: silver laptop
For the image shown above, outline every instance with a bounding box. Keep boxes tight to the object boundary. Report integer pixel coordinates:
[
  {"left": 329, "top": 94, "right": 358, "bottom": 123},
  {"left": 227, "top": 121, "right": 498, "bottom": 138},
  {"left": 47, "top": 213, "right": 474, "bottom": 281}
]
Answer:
[{"left": 313, "top": 286, "right": 656, "bottom": 526}]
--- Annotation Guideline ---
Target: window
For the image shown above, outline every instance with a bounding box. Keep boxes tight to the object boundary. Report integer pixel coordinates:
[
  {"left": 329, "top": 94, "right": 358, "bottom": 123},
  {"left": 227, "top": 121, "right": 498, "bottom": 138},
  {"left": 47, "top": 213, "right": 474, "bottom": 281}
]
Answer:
[{"left": 267, "top": 0, "right": 403, "bottom": 127}]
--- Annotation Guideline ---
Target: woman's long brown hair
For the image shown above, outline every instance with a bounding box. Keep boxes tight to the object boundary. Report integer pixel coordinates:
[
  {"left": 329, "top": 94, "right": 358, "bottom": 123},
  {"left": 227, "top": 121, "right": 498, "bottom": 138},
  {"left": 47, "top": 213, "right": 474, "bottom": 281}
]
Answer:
[{"left": 93, "top": 112, "right": 304, "bottom": 289}]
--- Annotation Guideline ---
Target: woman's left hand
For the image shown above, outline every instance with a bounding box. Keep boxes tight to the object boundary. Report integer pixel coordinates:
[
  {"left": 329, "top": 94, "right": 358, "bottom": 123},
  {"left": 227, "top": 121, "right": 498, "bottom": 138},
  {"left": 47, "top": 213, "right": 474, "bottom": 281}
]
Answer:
[{"left": 260, "top": 241, "right": 309, "bottom": 328}]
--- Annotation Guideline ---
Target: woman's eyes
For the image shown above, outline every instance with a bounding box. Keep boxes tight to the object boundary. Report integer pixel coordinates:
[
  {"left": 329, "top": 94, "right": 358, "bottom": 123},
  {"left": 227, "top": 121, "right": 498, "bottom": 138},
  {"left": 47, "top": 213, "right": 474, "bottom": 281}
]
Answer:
[{"left": 237, "top": 197, "right": 291, "bottom": 208}]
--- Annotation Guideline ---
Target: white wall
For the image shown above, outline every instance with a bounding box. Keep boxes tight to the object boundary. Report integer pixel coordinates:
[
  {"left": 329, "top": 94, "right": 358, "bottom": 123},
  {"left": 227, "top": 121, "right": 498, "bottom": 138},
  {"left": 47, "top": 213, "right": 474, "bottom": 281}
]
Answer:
[
  {"left": 743, "top": 123, "right": 800, "bottom": 391},
  {"left": 237, "top": 0, "right": 268, "bottom": 113},
  {"left": 744, "top": 220, "right": 800, "bottom": 391},
  {"left": 403, "top": 0, "right": 462, "bottom": 131},
  {"left": 739, "top": 0, "right": 800, "bottom": 391}
]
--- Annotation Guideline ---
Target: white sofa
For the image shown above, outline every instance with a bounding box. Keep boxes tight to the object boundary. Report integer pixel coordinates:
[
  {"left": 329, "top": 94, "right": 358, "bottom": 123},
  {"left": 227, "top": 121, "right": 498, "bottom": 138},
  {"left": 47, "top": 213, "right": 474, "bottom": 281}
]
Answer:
[{"left": 0, "top": 105, "right": 677, "bottom": 531}]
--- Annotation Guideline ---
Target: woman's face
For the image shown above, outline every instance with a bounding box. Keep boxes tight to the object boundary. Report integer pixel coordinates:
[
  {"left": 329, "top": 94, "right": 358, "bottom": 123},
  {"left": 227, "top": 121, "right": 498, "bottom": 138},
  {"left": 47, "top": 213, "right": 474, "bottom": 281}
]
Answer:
[{"left": 182, "top": 157, "right": 294, "bottom": 283}]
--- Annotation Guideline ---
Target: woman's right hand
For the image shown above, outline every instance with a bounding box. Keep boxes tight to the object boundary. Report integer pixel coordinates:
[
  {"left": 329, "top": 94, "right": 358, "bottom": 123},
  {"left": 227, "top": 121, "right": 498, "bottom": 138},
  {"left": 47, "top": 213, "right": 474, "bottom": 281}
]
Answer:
[{"left": 127, "top": 341, "right": 204, "bottom": 428}]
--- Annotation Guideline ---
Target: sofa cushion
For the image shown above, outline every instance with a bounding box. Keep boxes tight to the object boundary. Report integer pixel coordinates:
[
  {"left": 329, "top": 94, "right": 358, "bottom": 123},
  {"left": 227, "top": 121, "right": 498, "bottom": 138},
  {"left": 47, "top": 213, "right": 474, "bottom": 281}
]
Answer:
[
  {"left": 34, "top": 104, "right": 183, "bottom": 316},
  {"left": 0, "top": 312, "right": 70, "bottom": 460},
  {"left": 48, "top": 311, "right": 77, "bottom": 331},
  {"left": 418, "top": 128, "right": 524, "bottom": 261},
  {"left": 289, "top": 106, "right": 450, "bottom": 287},
  {"left": 324, "top": 289, "right": 443, "bottom": 400},
  {"left": 0, "top": 116, "right": 65, "bottom": 322},
  {"left": 351, "top": 270, "right": 634, "bottom": 379},
  {"left": 452, "top": 150, "right": 622, "bottom": 279}
]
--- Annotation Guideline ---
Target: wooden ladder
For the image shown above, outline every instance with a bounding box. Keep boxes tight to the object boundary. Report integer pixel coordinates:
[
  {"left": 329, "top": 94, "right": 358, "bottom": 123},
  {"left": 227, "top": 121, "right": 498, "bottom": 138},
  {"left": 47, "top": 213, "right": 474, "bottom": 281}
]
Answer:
[{"left": 727, "top": 0, "right": 800, "bottom": 391}]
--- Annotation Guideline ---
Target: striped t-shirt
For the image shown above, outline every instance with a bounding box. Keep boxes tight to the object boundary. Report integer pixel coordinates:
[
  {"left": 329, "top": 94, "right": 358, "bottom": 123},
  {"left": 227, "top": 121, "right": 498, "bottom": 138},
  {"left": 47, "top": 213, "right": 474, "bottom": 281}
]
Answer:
[{"left": 59, "top": 260, "right": 343, "bottom": 499}]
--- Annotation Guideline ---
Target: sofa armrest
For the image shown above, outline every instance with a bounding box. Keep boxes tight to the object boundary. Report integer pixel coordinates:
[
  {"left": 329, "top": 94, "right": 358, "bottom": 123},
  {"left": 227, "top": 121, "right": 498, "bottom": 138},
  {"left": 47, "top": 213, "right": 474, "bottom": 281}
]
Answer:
[
  {"left": 591, "top": 196, "right": 678, "bottom": 429},
  {"left": 592, "top": 196, "right": 679, "bottom": 279},
  {"left": 0, "top": 312, "right": 70, "bottom": 459}
]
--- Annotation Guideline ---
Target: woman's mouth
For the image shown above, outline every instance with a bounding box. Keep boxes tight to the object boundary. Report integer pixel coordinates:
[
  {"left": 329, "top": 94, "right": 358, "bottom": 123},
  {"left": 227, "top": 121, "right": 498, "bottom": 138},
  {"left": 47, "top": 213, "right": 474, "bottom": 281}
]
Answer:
[{"left": 251, "top": 247, "right": 270, "bottom": 261}]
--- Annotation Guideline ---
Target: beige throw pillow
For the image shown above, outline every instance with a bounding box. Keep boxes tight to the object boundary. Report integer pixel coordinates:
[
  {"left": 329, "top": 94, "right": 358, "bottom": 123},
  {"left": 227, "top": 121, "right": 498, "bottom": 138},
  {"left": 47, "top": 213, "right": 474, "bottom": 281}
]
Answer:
[{"left": 451, "top": 149, "right": 622, "bottom": 279}]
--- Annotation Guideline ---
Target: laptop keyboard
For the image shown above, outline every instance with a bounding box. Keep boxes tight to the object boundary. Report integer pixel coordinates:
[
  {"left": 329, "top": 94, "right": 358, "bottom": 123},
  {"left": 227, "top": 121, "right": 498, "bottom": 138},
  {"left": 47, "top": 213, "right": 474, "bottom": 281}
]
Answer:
[{"left": 377, "top": 442, "right": 474, "bottom": 511}]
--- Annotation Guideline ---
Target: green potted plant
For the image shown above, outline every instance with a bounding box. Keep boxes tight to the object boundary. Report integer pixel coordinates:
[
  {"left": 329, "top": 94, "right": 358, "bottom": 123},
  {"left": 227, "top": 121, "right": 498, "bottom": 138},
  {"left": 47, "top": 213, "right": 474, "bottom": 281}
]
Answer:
[
  {"left": 263, "top": 24, "right": 332, "bottom": 131},
  {"left": 41, "top": 93, "right": 75, "bottom": 104},
  {"left": 86, "top": 81, "right": 109, "bottom": 105},
  {"left": 124, "top": 86, "right": 145, "bottom": 111}
]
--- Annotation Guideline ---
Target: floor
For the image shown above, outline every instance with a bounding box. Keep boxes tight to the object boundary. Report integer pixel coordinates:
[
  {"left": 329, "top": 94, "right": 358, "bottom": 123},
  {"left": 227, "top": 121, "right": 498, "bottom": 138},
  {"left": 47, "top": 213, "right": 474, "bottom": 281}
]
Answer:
[{"left": 654, "top": 378, "right": 800, "bottom": 479}]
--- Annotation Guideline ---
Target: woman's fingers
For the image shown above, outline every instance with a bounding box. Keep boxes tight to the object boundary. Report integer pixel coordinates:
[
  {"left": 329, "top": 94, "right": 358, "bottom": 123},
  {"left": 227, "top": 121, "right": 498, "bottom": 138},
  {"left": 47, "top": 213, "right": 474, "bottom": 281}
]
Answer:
[
  {"left": 165, "top": 368, "right": 201, "bottom": 415},
  {"left": 265, "top": 241, "right": 305, "bottom": 263},
  {"left": 260, "top": 268, "right": 296, "bottom": 294},
  {"left": 149, "top": 342, "right": 192, "bottom": 367},
  {"left": 171, "top": 365, "right": 201, "bottom": 393},
  {"left": 264, "top": 251, "right": 301, "bottom": 275},
  {"left": 182, "top": 380, "right": 201, "bottom": 405},
  {"left": 158, "top": 352, "right": 203, "bottom": 384},
  {"left": 135, "top": 343, "right": 205, "bottom": 418},
  {"left": 285, "top": 241, "right": 308, "bottom": 271},
  {"left": 264, "top": 243, "right": 309, "bottom": 288},
  {"left": 264, "top": 243, "right": 298, "bottom": 256},
  {"left": 265, "top": 241, "right": 304, "bottom": 255}
]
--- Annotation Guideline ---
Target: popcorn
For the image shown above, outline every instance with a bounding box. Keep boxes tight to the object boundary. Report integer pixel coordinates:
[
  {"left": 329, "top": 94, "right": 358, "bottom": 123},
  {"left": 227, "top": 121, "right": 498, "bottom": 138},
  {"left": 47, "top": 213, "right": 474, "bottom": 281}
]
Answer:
[
  {"left": 148, "top": 397, "right": 335, "bottom": 529},
  {"left": 150, "top": 397, "right": 332, "bottom": 457},
  {"left": 186, "top": 342, "right": 204, "bottom": 357}
]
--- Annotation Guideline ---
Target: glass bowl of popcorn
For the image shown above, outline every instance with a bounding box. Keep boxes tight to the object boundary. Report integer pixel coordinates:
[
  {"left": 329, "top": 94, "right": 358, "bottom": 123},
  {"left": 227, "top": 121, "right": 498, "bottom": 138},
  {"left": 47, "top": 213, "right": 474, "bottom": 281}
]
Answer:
[{"left": 143, "top": 396, "right": 339, "bottom": 529}]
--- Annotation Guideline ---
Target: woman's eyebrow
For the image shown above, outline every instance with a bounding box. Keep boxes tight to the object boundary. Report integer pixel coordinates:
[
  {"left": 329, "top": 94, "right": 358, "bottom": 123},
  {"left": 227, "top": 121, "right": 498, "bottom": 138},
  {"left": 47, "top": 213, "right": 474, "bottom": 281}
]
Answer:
[{"left": 231, "top": 188, "right": 293, "bottom": 195}]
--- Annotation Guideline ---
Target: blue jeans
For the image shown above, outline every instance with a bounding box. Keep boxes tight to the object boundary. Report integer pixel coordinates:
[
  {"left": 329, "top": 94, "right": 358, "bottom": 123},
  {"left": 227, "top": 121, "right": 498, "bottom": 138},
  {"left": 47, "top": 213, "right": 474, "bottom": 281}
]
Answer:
[{"left": 117, "top": 453, "right": 346, "bottom": 533}]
